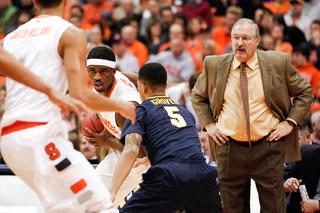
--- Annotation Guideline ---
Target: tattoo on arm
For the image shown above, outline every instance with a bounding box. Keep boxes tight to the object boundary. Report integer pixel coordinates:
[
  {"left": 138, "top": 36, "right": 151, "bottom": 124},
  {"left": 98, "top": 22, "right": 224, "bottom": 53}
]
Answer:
[{"left": 125, "top": 133, "right": 142, "bottom": 147}]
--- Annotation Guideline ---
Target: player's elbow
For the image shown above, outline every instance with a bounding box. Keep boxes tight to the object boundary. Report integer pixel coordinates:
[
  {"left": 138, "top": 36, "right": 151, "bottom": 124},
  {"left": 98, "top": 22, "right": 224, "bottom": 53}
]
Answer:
[{"left": 123, "top": 145, "right": 140, "bottom": 160}]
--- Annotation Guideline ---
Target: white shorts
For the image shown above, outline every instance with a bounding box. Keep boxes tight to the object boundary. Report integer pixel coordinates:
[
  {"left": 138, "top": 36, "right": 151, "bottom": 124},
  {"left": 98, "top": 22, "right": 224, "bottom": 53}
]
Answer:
[
  {"left": 0, "top": 118, "right": 116, "bottom": 213},
  {"left": 95, "top": 151, "right": 149, "bottom": 207}
]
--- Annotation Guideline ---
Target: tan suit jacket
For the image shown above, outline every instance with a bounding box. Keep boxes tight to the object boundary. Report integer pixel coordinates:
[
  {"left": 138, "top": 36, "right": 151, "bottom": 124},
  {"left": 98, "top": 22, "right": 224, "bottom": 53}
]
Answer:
[{"left": 191, "top": 50, "right": 314, "bottom": 163}]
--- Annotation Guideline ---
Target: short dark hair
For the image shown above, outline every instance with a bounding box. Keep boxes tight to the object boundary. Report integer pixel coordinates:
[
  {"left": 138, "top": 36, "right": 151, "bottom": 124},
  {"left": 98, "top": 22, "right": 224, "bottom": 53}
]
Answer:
[
  {"left": 293, "top": 45, "right": 310, "bottom": 60},
  {"left": 138, "top": 63, "right": 167, "bottom": 90},
  {"left": 87, "top": 46, "right": 115, "bottom": 62},
  {"left": 312, "top": 20, "right": 320, "bottom": 26},
  {"left": 36, "top": 0, "right": 63, "bottom": 8}
]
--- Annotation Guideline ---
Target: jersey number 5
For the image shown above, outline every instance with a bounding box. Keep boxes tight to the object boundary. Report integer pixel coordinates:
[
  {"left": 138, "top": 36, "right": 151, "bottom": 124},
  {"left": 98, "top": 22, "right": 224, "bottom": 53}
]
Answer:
[{"left": 164, "top": 106, "right": 187, "bottom": 128}]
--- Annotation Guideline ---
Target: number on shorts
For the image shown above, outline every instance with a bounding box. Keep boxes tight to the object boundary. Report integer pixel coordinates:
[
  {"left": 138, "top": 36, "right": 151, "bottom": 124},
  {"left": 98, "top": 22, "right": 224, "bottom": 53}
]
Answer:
[
  {"left": 45, "top": 143, "right": 60, "bottom": 160},
  {"left": 164, "top": 106, "right": 187, "bottom": 128}
]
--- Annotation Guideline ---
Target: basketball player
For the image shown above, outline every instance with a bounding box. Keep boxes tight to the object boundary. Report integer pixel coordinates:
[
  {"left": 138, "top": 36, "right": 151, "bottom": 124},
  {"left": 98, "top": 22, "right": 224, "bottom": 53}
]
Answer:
[
  {"left": 109, "top": 62, "right": 223, "bottom": 212},
  {"left": 0, "top": 0, "right": 136, "bottom": 211},
  {"left": 83, "top": 46, "right": 148, "bottom": 207}
]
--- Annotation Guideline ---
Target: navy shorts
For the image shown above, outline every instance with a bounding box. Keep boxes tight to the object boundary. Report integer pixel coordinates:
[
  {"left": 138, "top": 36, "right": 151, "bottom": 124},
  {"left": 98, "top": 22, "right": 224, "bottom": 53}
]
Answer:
[{"left": 118, "top": 159, "right": 222, "bottom": 213}]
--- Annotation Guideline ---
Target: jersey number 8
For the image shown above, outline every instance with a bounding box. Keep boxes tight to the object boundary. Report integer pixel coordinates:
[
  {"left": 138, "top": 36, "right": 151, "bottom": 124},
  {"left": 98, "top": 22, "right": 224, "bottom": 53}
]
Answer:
[{"left": 164, "top": 106, "right": 187, "bottom": 128}]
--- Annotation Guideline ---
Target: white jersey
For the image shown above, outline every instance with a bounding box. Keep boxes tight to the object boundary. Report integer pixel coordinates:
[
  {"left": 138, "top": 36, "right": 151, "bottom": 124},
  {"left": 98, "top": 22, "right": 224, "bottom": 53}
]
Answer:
[
  {"left": 1, "top": 16, "right": 71, "bottom": 128},
  {"left": 98, "top": 71, "right": 141, "bottom": 138}
]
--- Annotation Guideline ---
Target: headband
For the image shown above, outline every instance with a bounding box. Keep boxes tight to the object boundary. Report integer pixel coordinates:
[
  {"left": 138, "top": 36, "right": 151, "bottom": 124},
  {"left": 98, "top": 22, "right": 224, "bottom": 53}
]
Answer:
[{"left": 86, "top": 59, "right": 116, "bottom": 68}]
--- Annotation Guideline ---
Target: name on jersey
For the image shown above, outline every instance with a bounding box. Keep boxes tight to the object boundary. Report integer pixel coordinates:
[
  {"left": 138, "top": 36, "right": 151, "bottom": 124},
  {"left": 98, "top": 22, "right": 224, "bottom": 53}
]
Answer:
[
  {"left": 151, "top": 98, "right": 178, "bottom": 105},
  {"left": 98, "top": 113, "right": 119, "bottom": 134},
  {"left": 10, "top": 27, "right": 53, "bottom": 40}
]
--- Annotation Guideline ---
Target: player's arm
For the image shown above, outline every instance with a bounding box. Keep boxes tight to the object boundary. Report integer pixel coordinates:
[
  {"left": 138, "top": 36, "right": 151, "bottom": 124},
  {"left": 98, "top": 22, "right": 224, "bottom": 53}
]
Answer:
[
  {"left": 59, "top": 26, "right": 136, "bottom": 123},
  {"left": 0, "top": 46, "right": 90, "bottom": 116},
  {"left": 109, "top": 133, "right": 142, "bottom": 201}
]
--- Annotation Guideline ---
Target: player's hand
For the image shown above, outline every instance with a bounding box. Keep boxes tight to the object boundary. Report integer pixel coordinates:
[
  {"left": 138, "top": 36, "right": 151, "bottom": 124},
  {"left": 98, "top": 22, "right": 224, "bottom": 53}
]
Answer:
[
  {"left": 267, "top": 121, "right": 293, "bottom": 142},
  {"left": 133, "top": 157, "right": 150, "bottom": 168},
  {"left": 300, "top": 199, "right": 320, "bottom": 213},
  {"left": 84, "top": 127, "right": 114, "bottom": 148},
  {"left": 284, "top": 177, "right": 302, "bottom": 193},
  {"left": 47, "top": 89, "right": 92, "bottom": 117},
  {"left": 118, "top": 101, "right": 136, "bottom": 124},
  {"left": 205, "top": 123, "right": 228, "bottom": 146}
]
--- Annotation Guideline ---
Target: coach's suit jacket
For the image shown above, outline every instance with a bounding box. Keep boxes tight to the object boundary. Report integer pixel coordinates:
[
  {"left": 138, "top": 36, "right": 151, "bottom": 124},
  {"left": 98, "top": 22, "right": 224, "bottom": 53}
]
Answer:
[
  {"left": 191, "top": 50, "right": 314, "bottom": 163},
  {"left": 284, "top": 145, "right": 320, "bottom": 212}
]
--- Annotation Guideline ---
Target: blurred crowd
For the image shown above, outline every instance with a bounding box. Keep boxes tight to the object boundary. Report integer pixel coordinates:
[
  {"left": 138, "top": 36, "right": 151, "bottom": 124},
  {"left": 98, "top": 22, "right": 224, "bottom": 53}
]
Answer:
[{"left": 1, "top": 0, "right": 320, "bottom": 164}]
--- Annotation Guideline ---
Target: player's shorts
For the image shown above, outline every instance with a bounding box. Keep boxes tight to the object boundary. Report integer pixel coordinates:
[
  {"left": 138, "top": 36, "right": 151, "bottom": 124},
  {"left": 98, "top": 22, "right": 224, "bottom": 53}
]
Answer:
[
  {"left": 95, "top": 151, "right": 149, "bottom": 207},
  {"left": 118, "top": 158, "right": 223, "bottom": 213},
  {"left": 0, "top": 118, "right": 116, "bottom": 213}
]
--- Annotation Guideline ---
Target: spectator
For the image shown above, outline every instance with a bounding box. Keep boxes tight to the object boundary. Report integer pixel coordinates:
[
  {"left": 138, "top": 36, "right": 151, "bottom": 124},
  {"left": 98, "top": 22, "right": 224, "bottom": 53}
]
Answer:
[
  {"left": 199, "top": 129, "right": 217, "bottom": 166},
  {"left": 147, "top": 19, "right": 167, "bottom": 57},
  {"left": 89, "top": 24, "right": 106, "bottom": 47},
  {"left": 211, "top": 5, "right": 242, "bottom": 55},
  {"left": 302, "top": 0, "right": 320, "bottom": 22},
  {"left": 70, "top": 5, "right": 92, "bottom": 31},
  {"left": 100, "top": 11, "right": 118, "bottom": 45},
  {"left": 260, "top": 34, "right": 275, "bottom": 50},
  {"left": 121, "top": 17, "right": 147, "bottom": 45},
  {"left": 283, "top": 145, "right": 320, "bottom": 213},
  {"left": 284, "top": 0, "right": 311, "bottom": 42},
  {"left": 263, "top": 0, "right": 291, "bottom": 15},
  {"left": 111, "top": 33, "right": 139, "bottom": 73},
  {"left": 197, "top": 39, "right": 216, "bottom": 71},
  {"left": 292, "top": 45, "right": 320, "bottom": 97},
  {"left": 140, "top": 0, "right": 161, "bottom": 37},
  {"left": 307, "top": 20, "right": 320, "bottom": 70},
  {"left": 150, "top": 38, "right": 195, "bottom": 86},
  {"left": 158, "top": 23, "right": 185, "bottom": 53},
  {"left": 83, "top": 0, "right": 114, "bottom": 25},
  {"left": 80, "top": 136, "right": 99, "bottom": 164},
  {"left": 0, "top": 0, "right": 19, "bottom": 34},
  {"left": 256, "top": 8, "right": 273, "bottom": 36},
  {"left": 310, "top": 111, "right": 320, "bottom": 145},
  {"left": 173, "top": 12, "right": 188, "bottom": 35},
  {"left": 113, "top": 0, "right": 142, "bottom": 22},
  {"left": 298, "top": 121, "right": 311, "bottom": 146},
  {"left": 121, "top": 25, "right": 148, "bottom": 67},
  {"left": 182, "top": 0, "right": 212, "bottom": 27},
  {"left": 160, "top": 6, "right": 174, "bottom": 39},
  {"left": 271, "top": 24, "right": 293, "bottom": 59}
]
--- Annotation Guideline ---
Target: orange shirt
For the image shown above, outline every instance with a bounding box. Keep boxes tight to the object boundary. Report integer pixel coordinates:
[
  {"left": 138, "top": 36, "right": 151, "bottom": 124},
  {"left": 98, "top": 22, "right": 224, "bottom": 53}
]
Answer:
[
  {"left": 211, "top": 26, "right": 231, "bottom": 55},
  {"left": 127, "top": 40, "right": 148, "bottom": 68},
  {"left": 276, "top": 41, "right": 293, "bottom": 54},
  {"left": 263, "top": 1, "right": 291, "bottom": 15},
  {"left": 294, "top": 62, "right": 320, "bottom": 97},
  {"left": 185, "top": 36, "right": 203, "bottom": 71},
  {"left": 83, "top": 1, "right": 114, "bottom": 25}
]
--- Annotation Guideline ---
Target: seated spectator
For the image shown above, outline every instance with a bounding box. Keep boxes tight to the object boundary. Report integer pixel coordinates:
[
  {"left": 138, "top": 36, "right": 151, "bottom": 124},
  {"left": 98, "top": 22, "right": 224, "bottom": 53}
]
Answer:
[
  {"left": 271, "top": 24, "right": 293, "bottom": 59},
  {"left": 160, "top": 6, "right": 174, "bottom": 39},
  {"left": 199, "top": 129, "right": 217, "bottom": 166},
  {"left": 256, "top": 8, "right": 273, "bottom": 36},
  {"left": 121, "top": 25, "right": 148, "bottom": 67},
  {"left": 299, "top": 121, "right": 311, "bottom": 147},
  {"left": 211, "top": 5, "right": 242, "bottom": 55},
  {"left": 111, "top": 33, "right": 139, "bottom": 73},
  {"left": 140, "top": 0, "right": 161, "bottom": 37},
  {"left": 182, "top": 0, "right": 212, "bottom": 27},
  {"left": 283, "top": 145, "right": 320, "bottom": 213},
  {"left": 80, "top": 135, "right": 99, "bottom": 164},
  {"left": 307, "top": 20, "right": 320, "bottom": 70},
  {"left": 83, "top": 0, "right": 114, "bottom": 25},
  {"left": 310, "top": 111, "right": 320, "bottom": 145},
  {"left": 69, "top": 5, "right": 92, "bottom": 31},
  {"left": 158, "top": 23, "right": 186, "bottom": 53},
  {"left": 173, "top": 12, "right": 188, "bottom": 35},
  {"left": 150, "top": 38, "right": 195, "bottom": 87},
  {"left": 263, "top": 0, "right": 291, "bottom": 15},
  {"left": 121, "top": 17, "right": 147, "bottom": 45},
  {"left": 260, "top": 34, "right": 275, "bottom": 51},
  {"left": 284, "top": 0, "right": 311, "bottom": 42},
  {"left": 113, "top": 0, "right": 142, "bottom": 23},
  {"left": 147, "top": 19, "right": 167, "bottom": 58},
  {"left": 0, "top": 0, "right": 19, "bottom": 34},
  {"left": 197, "top": 39, "right": 216, "bottom": 71},
  {"left": 292, "top": 45, "right": 320, "bottom": 97},
  {"left": 100, "top": 11, "right": 118, "bottom": 45},
  {"left": 88, "top": 24, "right": 106, "bottom": 47}
]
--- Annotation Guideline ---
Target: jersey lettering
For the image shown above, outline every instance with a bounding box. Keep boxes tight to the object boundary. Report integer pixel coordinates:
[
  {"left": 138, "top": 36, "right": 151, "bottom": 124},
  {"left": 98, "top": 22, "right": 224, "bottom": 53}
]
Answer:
[{"left": 45, "top": 143, "right": 61, "bottom": 160}]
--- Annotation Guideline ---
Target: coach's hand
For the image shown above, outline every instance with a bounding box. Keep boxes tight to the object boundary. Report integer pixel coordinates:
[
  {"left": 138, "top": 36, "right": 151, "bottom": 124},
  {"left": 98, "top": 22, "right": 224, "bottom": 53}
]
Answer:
[
  {"left": 205, "top": 123, "right": 228, "bottom": 146},
  {"left": 267, "top": 121, "right": 293, "bottom": 142}
]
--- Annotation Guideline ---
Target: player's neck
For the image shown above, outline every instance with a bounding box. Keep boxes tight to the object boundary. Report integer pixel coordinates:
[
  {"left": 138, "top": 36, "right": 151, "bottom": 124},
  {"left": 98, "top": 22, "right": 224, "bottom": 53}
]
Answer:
[
  {"left": 147, "top": 91, "right": 166, "bottom": 99},
  {"left": 101, "top": 78, "right": 116, "bottom": 97},
  {"left": 38, "top": 5, "right": 64, "bottom": 18}
]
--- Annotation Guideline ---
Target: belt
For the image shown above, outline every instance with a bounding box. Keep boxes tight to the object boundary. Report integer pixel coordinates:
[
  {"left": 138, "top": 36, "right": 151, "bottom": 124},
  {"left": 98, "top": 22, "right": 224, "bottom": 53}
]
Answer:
[
  {"left": 1, "top": 120, "right": 47, "bottom": 136},
  {"left": 229, "top": 136, "right": 268, "bottom": 147}
]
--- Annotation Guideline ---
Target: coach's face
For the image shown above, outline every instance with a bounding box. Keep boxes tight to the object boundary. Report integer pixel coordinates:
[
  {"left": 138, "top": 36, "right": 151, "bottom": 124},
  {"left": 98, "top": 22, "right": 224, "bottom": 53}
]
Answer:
[
  {"left": 87, "top": 65, "right": 116, "bottom": 93},
  {"left": 232, "top": 23, "right": 260, "bottom": 62}
]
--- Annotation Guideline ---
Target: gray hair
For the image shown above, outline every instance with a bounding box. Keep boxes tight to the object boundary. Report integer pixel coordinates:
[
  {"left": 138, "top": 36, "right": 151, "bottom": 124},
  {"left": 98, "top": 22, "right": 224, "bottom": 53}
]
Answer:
[
  {"left": 231, "top": 18, "right": 260, "bottom": 39},
  {"left": 311, "top": 111, "right": 320, "bottom": 124}
]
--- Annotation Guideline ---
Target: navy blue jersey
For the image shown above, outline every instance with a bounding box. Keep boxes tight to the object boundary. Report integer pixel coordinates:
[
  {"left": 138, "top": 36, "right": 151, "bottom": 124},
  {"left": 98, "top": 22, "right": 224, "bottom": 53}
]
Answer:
[{"left": 121, "top": 96, "right": 204, "bottom": 165}]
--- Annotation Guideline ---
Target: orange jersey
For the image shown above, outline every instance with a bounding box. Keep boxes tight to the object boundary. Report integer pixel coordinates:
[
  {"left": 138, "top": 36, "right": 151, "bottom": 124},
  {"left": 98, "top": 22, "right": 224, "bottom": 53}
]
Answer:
[
  {"left": 127, "top": 40, "right": 148, "bottom": 68},
  {"left": 211, "top": 26, "right": 231, "bottom": 55},
  {"left": 294, "top": 61, "right": 320, "bottom": 96}
]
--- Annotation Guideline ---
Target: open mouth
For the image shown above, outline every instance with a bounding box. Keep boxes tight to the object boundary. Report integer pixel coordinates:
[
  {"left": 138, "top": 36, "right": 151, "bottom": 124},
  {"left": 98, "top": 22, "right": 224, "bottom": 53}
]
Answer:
[{"left": 94, "top": 83, "right": 103, "bottom": 90}]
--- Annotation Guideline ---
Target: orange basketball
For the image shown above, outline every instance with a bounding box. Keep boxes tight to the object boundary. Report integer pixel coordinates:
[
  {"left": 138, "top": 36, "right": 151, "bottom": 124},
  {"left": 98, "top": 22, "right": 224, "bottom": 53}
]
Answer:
[{"left": 81, "top": 112, "right": 104, "bottom": 138}]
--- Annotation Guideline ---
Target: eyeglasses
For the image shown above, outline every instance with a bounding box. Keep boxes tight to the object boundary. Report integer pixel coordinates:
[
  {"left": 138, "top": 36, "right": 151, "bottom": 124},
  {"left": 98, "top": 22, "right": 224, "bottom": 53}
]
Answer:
[{"left": 232, "top": 36, "right": 254, "bottom": 42}]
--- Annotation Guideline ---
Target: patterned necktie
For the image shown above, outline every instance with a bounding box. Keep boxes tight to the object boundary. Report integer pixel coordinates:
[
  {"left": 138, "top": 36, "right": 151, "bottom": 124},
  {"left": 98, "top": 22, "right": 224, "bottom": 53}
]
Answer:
[{"left": 240, "top": 62, "right": 251, "bottom": 147}]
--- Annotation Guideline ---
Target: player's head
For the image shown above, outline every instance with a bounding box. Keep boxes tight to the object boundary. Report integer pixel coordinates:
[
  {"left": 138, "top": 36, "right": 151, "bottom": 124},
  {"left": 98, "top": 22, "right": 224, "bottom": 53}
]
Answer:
[
  {"left": 87, "top": 46, "right": 117, "bottom": 93},
  {"left": 138, "top": 62, "right": 167, "bottom": 101},
  {"left": 34, "top": 0, "right": 64, "bottom": 9}
]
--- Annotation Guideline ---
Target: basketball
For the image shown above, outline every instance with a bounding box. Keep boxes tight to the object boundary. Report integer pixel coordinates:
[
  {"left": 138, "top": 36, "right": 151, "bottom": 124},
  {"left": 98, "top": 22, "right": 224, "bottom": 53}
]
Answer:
[{"left": 81, "top": 112, "right": 104, "bottom": 137}]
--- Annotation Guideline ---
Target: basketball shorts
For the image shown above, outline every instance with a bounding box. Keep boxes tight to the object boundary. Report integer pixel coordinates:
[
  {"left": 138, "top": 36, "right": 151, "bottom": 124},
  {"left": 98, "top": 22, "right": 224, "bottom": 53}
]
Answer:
[
  {"left": 118, "top": 158, "right": 223, "bottom": 213},
  {"left": 0, "top": 118, "right": 116, "bottom": 213},
  {"left": 95, "top": 151, "right": 149, "bottom": 207}
]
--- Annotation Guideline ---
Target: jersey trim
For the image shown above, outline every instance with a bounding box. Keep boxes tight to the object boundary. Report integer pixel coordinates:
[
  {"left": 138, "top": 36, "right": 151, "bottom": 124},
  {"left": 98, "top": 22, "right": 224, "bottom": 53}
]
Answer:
[
  {"left": 107, "top": 79, "right": 118, "bottom": 98},
  {"left": 1, "top": 121, "right": 48, "bottom": 136}
]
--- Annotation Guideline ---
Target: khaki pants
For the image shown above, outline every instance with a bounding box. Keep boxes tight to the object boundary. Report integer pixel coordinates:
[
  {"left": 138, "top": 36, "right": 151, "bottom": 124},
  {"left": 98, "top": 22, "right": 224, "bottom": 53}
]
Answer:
[{"left": 216, "top": 138, "right": 286, "bottom": 213}]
